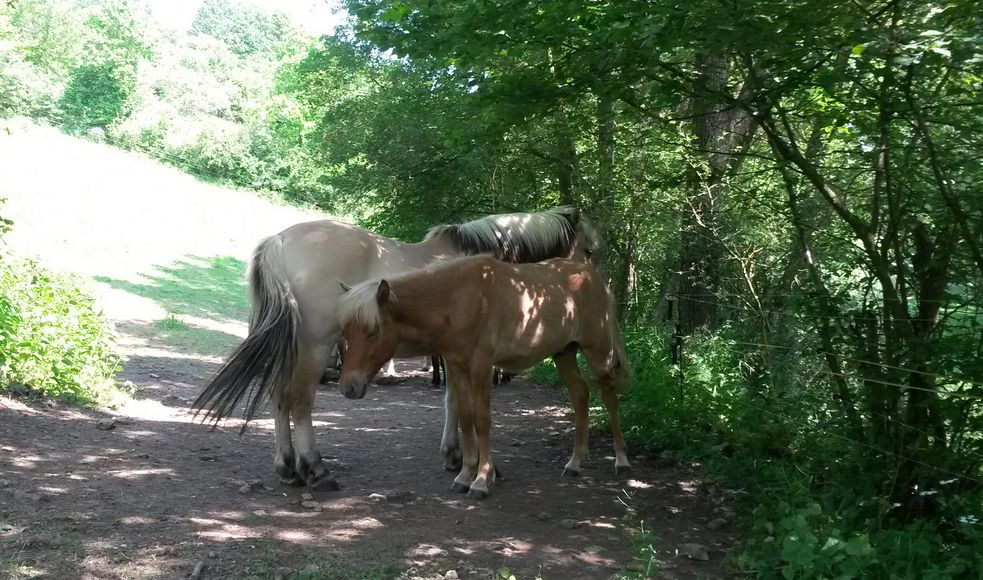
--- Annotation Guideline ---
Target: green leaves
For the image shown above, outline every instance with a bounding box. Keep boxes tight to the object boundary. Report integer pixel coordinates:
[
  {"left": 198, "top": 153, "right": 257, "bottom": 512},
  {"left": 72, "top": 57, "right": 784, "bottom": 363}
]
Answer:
[{"left": 0, "top": 250, "right": 124, "bottom": 407}]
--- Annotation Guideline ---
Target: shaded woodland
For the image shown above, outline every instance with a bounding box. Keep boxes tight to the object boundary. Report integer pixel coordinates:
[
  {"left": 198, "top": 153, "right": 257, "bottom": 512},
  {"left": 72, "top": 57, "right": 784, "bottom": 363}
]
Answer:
[{"left": 2, "top": 0, "right": 982, "bottom": 575}]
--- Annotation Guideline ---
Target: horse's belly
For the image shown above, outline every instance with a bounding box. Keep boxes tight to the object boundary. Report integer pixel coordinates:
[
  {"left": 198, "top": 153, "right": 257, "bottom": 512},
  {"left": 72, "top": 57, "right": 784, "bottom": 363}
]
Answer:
[
  {"left": 392, "top": 342, "right": 433, "bottom": 358},
  {"left": 493, "top": 340, "right": 571, "bottom": 373}
]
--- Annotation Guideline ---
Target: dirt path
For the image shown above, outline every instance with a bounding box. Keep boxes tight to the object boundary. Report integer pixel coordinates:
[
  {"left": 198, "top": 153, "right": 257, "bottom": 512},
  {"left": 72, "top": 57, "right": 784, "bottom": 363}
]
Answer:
[
  {"left": 0, "top": 124, "right": 736, "bottom": 579},
  {"left": 1, "top": 364, "right": 734, "bottom": 579}
]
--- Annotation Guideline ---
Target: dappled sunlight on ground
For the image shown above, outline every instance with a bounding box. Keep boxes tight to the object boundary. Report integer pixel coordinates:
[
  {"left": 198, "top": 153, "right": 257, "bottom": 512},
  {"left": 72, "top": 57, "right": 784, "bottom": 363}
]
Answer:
[{"left": 1, "top": 374, "right": 735, "bottom": 579}]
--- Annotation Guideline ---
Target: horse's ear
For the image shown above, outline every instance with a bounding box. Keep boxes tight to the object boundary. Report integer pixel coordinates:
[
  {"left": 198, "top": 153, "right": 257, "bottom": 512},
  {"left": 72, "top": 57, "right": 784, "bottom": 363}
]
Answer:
[
  {"left": 569, "top": 207, "right": 581, "bottom": 224},
  {"left": 376, "top": 280, "right": 391, "bottom": 306},
  {"left": 339, "top": 281, "right": 351, "bottom": 293}
]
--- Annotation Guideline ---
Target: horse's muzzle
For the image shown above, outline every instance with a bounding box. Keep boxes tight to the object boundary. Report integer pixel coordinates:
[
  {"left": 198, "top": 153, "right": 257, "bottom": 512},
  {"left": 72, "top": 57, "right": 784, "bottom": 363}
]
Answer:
[{"left": 339, "top": 377, "right": 368, "bottom": 400}]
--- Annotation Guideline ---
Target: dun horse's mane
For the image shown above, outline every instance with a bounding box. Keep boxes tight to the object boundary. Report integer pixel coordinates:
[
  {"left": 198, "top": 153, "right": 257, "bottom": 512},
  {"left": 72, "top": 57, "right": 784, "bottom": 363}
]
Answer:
[{"left": 425, "top": 206, "right": 596, "bottom": 263}]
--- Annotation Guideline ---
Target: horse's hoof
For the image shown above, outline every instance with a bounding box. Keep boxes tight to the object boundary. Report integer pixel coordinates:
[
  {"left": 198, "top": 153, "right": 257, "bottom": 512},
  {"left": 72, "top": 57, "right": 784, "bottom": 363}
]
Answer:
[
  {"left": 279, "top": 476, "right": 304, "bottom": 487},
  {"left": 451, "top": 482, "right": 470, "bottom": 494},
  {"left": 494, "top": 465, "right": 504, "bottom": 480},
  {"left": 441, "top": 449, "right": 463, "bottom": 472},
  {"left": 277, "top": 466, "right": 304, "bottom": 487},
  {"left": 615, "top": 465, "right": 632, "bottom": 476},
  {"left": 310, "top": 477, "right": 341, "bottom": 492},
  {"left": 561, "top": 468, "right": 581, "bottom": 478},
  {"left": 467, "top": 488, "right": 489, "bottom": 500}
]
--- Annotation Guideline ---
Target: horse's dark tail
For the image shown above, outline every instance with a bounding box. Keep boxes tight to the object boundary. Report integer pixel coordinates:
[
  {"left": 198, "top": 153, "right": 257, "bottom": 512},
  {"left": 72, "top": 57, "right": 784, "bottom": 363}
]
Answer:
[{"left": 192, "top": 235, "right": 299, "bottom": 432}]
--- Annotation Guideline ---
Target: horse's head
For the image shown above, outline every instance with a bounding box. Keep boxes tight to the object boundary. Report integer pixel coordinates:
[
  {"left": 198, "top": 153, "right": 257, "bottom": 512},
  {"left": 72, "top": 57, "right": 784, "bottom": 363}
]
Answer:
[
  {"left": 338, "top": 279, "right": 400, "bottom": 399},
  {"left": 567, "top": 208, "right": 600, "bottom": 264}
]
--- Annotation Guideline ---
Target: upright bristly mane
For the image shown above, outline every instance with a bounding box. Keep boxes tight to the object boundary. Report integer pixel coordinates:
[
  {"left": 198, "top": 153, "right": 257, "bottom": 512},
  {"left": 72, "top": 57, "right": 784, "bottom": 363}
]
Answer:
[
  {"left": 425, "top": 206, "right": 596, "bottom": 263},
  {"left": 338, "top": 281, "right": 392, "bottom": 333}
]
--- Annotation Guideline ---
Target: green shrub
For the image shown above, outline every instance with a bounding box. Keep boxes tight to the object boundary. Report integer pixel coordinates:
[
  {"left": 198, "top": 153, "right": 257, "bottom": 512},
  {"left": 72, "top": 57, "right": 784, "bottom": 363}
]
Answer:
[
  {"left": 0, "top": 254, "right": 126, "bottom": 407},
  {"left": 59, "top": 61, "right": 134, "bottom": 130},
  {"left": 0, "top": 46, "right": 60, "bottom": 120},
  {"left": 611, "top": 325, "right": 983, "bottom": 578}
]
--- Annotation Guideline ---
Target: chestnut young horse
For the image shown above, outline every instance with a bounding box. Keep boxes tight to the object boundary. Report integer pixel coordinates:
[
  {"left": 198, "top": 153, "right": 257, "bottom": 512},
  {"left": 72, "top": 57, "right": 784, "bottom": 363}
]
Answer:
[
  {"left": 193, "top": 208, "right": 597, "bottom": 490},
  {"left": 338, "top": 256, "right": 631, "bottom": 499}
]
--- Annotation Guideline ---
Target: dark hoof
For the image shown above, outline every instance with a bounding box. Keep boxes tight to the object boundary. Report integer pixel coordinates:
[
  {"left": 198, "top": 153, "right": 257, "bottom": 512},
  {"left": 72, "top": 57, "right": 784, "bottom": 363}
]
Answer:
[
  {"left": 561, "top": 468, "right": 581, "bottom": 478},
  {"left": 615, "top": 465, "right": 632, "bottom": 476},
  {"left": 276, "top": 456, "right": 302, "bottom": 486},
  {"left": 279, "top": 475, "right": 304, "bottom": 487},
  {"left": 451, "top": 482, "right": 470, "bottom": 494},
  {"left": 494, "top": 465, "right": 504, "bottom": 480},
  {"left": 442, "top": 450, "right": 463, "bottom": 472},
  {"left": 310, "top": 476, "right": 341, "bottom": 492},
  {"left": 467, "top": 488, "right": 489, "bottom": 500}
]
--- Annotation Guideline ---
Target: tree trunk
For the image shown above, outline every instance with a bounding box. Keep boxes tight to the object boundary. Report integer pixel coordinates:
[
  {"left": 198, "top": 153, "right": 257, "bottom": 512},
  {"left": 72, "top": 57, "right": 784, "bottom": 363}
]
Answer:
[
  {"left": 674, "top": 50, "right": 731, "bottom": 334},
  {"left": 556, "top": 128, "right": 575, "bottom": 207}
]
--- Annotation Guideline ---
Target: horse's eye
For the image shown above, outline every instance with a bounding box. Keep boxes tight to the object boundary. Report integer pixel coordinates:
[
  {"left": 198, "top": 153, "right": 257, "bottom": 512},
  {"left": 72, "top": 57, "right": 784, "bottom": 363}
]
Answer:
[
  {"left": 584, "top": 249, "right": 594, "bottom": 256},
  {"left": 367, "top": 330, "right": 378, "bottom": 339}
]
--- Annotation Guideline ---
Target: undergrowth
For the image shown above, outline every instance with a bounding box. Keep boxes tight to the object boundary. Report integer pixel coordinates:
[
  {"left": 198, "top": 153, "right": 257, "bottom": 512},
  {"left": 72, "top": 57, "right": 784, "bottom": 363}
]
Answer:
[
  {"left": 533, "top": 325, "right": 983, "bottom": 578},
  {"left": 0, "top": 205, "right": 126, "bottom": 407}
]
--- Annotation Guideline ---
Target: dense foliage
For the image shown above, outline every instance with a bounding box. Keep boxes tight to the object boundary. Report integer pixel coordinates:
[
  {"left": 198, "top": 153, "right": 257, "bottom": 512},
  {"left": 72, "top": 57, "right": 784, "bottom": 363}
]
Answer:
[
  {"left": 0, "top": 203, "right": 124, "bottom": 406},
  {"left": 2, "top": 0, "right": 981, "bottom": 575}
]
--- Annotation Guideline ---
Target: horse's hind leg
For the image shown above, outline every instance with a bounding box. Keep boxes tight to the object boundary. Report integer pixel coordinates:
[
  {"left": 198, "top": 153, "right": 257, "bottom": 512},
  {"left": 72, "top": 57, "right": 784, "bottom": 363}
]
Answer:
[
  {"left": 275, "top": 400, "right": 301, "bottom": 485},
  {"left": 554, "top": 349, "right": 590, "bottom": 477},
  {"left": 289, "top": 341, "right": 340, "bottom": 491},
  {"left": 581, "top": 342, "right": 631, "bottom": 475},
  {"left": 600, "top": 387, "right": 631, "bottom": 474}
]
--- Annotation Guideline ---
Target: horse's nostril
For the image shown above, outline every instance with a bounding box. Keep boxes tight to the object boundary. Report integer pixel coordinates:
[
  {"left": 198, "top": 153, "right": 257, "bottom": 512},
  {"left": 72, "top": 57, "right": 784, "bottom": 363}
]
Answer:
[{"left": 340, "top": 381, "right": 362, "bottom": 400}]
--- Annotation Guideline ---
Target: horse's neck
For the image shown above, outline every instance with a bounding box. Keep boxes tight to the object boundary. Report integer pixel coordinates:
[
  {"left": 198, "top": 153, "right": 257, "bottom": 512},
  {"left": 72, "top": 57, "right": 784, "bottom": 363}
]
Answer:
[{"left": 389, "top": 266, "right": 465, "bottom": 340}]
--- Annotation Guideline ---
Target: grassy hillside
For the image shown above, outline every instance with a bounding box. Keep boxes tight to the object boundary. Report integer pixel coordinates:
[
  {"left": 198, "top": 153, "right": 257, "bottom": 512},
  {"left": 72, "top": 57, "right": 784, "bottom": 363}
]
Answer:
[{"left": 0, "top": 120, "right": 326, "bottom": 363}]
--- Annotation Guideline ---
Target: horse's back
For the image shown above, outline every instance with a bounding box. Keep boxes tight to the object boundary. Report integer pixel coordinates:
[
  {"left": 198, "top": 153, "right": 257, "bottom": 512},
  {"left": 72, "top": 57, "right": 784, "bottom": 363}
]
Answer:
[
  {"left": 480, "top": 258, "right": 610, "bottom": 369},
  {"left": 262, "top": 219, "right": 409, "bottom": 343}
]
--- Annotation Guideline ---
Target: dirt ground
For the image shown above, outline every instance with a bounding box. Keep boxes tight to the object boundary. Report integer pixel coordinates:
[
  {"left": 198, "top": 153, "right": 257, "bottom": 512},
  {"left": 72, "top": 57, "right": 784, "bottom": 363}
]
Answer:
[
  {"left": 1, "top": 357, "right": 737, "bottom": 579},
  {"left": 0, "top": 123, "right": 737, "bottom": 579}
]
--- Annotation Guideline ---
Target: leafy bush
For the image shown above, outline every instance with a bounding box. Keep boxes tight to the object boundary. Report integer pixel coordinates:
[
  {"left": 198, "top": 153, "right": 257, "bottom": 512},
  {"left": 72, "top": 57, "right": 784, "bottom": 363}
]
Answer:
[
  {"left": 59, "top": 62, "right": 135, "bottom": 129},
  {"left": 613, "top": 327, "right": 983, "bottom": 578},
  {"left": 0, "top": 45, "right": 60, "bottom": 120},
  {"left": 0, "top": 247, "right": 125, "bottom": 407}
]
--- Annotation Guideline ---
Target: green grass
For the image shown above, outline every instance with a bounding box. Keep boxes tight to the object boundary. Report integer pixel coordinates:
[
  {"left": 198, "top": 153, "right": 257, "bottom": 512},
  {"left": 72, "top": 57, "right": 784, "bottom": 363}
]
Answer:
[
  {"left": 0, "top": 523, "right": 84, "bottom": 579},
  {"left": 95, "top": 255, "right": 249, "bottom": 358},
  {"left": 95, "top": 255, "right": 249, "bottom": 322}
]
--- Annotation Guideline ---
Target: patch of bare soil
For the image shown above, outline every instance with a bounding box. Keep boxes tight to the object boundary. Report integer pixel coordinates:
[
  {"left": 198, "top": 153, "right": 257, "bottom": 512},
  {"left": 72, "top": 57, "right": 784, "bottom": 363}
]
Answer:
[{"left": 0, "top": 357, "right": 737, "bottom": 579}]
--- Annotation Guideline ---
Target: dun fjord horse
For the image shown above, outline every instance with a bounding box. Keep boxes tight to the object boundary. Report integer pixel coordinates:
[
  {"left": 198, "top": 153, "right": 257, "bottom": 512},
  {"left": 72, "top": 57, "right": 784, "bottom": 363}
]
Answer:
[
  {"left": 338, "top": 256, "right": 631, "bottom": 499},
  {"left": 193, "top": 208, "right": 597, "bottom": 490}
]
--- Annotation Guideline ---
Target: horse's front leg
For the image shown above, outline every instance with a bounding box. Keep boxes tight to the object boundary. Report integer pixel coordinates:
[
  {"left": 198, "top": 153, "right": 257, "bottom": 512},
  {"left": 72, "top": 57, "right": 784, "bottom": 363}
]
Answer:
[
  {"left": 466, "top": 365, "right": 496, "bottom": 500},
  {"left": 440, "top": 381, "right": 463, "bottom": 471},
  {"left": 446, "top": 366, "right": 478, "bottom": 493},
  {"left": 291, "top": 344, "right": 340, "bottom": 491},
  {"left": 554, "top": 350, "right": 590, "bottom": 477}
]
